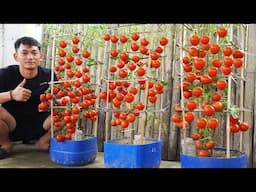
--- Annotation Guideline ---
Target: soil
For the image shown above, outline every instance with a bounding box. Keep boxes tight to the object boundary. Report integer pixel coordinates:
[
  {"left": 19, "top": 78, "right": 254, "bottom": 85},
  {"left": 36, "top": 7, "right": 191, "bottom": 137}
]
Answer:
[
  {"left": 111, "top": 138, "right": 154, "bottom": 144},
  {"left": 211, "top": 149, "right": 244, "bottom": 158}
]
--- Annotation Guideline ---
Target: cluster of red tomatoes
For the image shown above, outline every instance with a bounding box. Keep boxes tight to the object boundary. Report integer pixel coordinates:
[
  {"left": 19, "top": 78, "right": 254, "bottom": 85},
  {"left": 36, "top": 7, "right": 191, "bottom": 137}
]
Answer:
[
  {"left": 101, "top": 32, "right": 168, "bottom": 129},
  {"left": 38, "top": 36, "right": 98, "bottom": 142},
  {"left": 171, "top": 26, "right": 249, "bottom": 157}
]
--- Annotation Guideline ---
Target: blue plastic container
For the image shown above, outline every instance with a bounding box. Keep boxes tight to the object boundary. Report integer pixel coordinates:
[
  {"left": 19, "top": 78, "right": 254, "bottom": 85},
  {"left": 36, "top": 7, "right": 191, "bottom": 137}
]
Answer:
[
  {"left": 180, "top": 147, "right": 247, "bottom": 168},
  {"left": 50, "top": 136, "right": 97, "bottom": 166},
  {"left": 104, "top": 137, "right": 162, "bottom": 168}
]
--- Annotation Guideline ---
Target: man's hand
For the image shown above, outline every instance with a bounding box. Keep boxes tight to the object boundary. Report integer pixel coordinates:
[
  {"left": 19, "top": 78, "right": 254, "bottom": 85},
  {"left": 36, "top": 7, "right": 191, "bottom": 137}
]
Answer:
[{"left": 12, "top": 79, "right": 32, "bottom": 102}]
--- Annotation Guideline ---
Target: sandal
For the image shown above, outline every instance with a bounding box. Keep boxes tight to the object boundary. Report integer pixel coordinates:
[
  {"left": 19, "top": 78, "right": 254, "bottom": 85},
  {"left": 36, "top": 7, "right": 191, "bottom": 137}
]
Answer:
[{"left": 0, "top": 148, "right": 9, "bottom": 160}]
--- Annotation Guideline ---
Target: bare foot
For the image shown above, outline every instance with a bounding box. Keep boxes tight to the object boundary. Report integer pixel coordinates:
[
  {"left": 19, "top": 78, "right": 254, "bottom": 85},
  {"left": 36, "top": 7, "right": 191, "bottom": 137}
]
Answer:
[
  {"left": 1, "top": 142, "right": 13, "bottom": 153},
  {"left": 35, "top": 140, "right": 49, "bottom": 151}
]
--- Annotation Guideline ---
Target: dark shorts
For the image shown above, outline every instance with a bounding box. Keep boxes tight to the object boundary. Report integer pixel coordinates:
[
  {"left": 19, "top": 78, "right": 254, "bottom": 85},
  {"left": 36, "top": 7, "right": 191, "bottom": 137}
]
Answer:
[{"left": 9, "top": 112, "right": 49, "bottom": 143}]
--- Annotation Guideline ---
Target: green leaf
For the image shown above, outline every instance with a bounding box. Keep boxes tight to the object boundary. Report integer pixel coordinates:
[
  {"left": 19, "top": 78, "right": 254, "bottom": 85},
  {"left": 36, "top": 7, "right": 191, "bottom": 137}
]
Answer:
[{"left": 161, "top": 80, "right": 169, "bottom": 86}]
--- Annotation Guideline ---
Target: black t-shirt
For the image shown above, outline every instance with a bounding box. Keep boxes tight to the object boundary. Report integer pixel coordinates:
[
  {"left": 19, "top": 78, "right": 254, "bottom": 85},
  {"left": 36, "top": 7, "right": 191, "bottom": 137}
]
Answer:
[{"left": 0, "top": 65, "right": 55, "bottom": 141}]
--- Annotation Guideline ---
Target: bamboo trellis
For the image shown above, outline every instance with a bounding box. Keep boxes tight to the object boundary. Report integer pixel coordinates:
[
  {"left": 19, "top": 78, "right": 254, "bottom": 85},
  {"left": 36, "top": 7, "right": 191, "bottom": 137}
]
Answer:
[{"left": 42, "top": 24, "right": 256, "bottom": 167}]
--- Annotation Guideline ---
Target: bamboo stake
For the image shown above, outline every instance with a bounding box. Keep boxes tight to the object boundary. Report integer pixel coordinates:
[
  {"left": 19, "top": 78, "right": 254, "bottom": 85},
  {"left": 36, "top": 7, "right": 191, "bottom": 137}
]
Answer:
[
  {"left": 104, "top": 25, "right": 116, "bottom": 141},
  {"left": 139, "top": 80, "right": 148, "bottom": 145},
  {"left": 179, "top": 25, "right": 186, "bottom": 154},
  {"left": 140, "top": 25, "right": 154, "bottom": 144},
  {"left": 239, "top": 24, "right": 247, "bottom": 152},
  {"left": 50, "top": 36, "right": 56, "bottom": 138},
  {"left": 104, "top": 62, "right": 110, "bottom": 142},
  {"left": 94, "top": 44, "right": 103, "bottom": 137},
  {"left": 157, "top": 24, "right": 167, "bottom": 141},
  {"left": 226, "top": 75, "right": 232, "bottom": 158}
]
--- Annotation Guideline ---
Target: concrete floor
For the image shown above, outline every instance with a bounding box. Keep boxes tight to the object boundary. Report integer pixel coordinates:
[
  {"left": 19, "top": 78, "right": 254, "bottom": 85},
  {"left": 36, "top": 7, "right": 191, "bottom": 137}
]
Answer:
[{"left": 0, "top": 143, "right": 181, "bottom": 168}]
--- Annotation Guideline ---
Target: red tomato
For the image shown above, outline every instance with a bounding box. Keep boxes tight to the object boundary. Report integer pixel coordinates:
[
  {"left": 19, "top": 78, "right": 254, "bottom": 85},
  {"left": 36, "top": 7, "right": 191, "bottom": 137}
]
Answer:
[
  {"left": 56, "top": 135, "right": 64, "bottom": 142},
  {"left": 126, "top": 113, "right": 136, "bottom": 123},
  {"left": 206, "top": 141, "right": 215, "bottom": 149},
  {"left": 82, "top": 50, "right": 91, "bottom": 58},
  {"left": 59, "top": 40, "right": 67, "bottom": 48},
  {"left": 233, "top": 50, "right": 244, "bottom": 58},
  {"left": 110, "top": 50, "right": 118, "bottom": 57},
  {"left": 66, "top": 55, "right": 74, "bottom": 63},
  {"left": 196, "top": 118, "right": 207, "bottom": 129},
  {"left": 210, "top": 43, "right": 220, "bottom": 54},
  {"left": 223, "top": 46, "right": 233, "bottom": 56},
  {"left": 203, "top": 105, "right": 215, "bottom": 116},
  {"left": 217, "top": 27, "right": 228, "bottom": 38},
  {"left": 103, "top": 34, "right": 110, "bottom": 41},
  {"left": 119, "top": 35, "right": 128, "bottom": 43},
  {"left": 159, "top": 37, "right": 168, "bottom": 46},
  {"left": 131, "top": 43, "right": 139, "bottom": 51},
  {"left": 212, "top": 101, "right": 223, "bottom": 112},
  {"left": 198, "top": 150, "right": 210, "bottom": 157},
  {"left": 230, "top": 115, "right": 239, "bottom": 124},
  {"left": 233, "top": 59, "right": 243, "bottom": 68},
  {"left": 192, "top": 133, "right": 200, "bottom": 140},
  {"left": 230, "top": 124, "right": 240, "bottom": 133},
  {"left": 212, "top": 92, "right": 222, "bottom": 102},
  {"left": 119, "top": 52, "right": 129, "bottom": 61},
  {"left": 58, "top": 49, "right": 66, "bottom": 57},
  {"left": 137, "top": 67, "right": 146, "bottom": 76},
  {"left": 186, "top": 100, "right": 197, "bottom": 111},
  {"left": 192, "top": 87, "right": 203, "bottom": 97},
  {"left": 72, "top": 46, "right": 79, "bottom": 53},
  {"left": 188, "top": 47, "right": 198, "bottom": 57},
  {"left": 110, "top": 35, "right": 118, "bottom": 43},
  {"left": 193, "top": 58, "right": 206, "bottom": 70},
  {"left": 239, "top": 122, "right": 249, "bottom": 132},
  {"left": 212, "top": 58, "right": 222, "bottom": 68},
  {"left": 136, "top": 102, "right": 145, "bottom": 110},
  {"left": 72, "top": 37, "right": 80, "bottom": 44},
  {"left": 119, "top": 69, "right": 128, "bottom": 78},
  {"left": 216, "top": 79, "right": 227, "bottom": 90},
  {"left": 200, "top": 35, "right": 210, "bottom": 44},
  {"left": 150, "top": 52, "right": 160, "bottom": 60},
  {"left": 131, "top": 32, "right": 140, "bottom": 41},
  {"left": 140, "top": 38, "right": 149, "bottom": 46},
  {"left": 207, "top": 118, "right": 219, "bottom": 129},
  {"left": 184, "top": 112, "right": 195, "bottom": 123},
  {"left": 171, "top": 114, "right": 181, "bottom": 123},
  {"left": 189, "top": 35, "right": 200, "bottom": 46}
]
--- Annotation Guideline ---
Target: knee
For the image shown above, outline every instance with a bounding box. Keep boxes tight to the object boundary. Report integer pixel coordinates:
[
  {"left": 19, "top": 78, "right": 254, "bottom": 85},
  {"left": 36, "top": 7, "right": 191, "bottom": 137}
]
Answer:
[
  {"left": 0, "top": 107, "right": 16, "bottom": 131},
  {"left": 43, "top": 115, "right": 51, "bottom": 130}
]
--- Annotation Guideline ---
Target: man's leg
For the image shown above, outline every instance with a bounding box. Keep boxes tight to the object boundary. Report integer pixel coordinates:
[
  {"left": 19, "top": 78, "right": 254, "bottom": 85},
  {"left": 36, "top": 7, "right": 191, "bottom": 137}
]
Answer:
[
  {"left": 35, "top": 115, "right": 51, "bottom": 150},
  {"left": 35, "top": 115, "right": 63, "bottom": 150},
  {"left": 0, "top": 107, "right": 16, "bottom": 153}
]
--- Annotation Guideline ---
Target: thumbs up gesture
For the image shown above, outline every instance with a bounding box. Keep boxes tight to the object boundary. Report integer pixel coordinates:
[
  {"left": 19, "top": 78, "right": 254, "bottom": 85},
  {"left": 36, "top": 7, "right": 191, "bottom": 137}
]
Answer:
[
  {"left": 11, "top": 78, "right": 32, "bottom": 102},
  {"left": 18, "top": 78, "right": 26, "bottom": 87}
]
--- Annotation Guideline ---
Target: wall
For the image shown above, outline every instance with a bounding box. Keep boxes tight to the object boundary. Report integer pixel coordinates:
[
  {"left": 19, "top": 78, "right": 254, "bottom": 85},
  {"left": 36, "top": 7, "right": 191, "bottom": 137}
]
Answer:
[{"left": 0, "top": 24, "right": 42, "bottom": 67}]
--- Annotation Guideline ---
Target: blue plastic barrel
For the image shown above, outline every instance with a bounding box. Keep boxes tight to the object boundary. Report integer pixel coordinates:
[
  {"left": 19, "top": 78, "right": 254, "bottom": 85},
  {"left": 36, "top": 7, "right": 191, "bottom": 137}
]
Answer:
[
  {"left": 104, "top": 137, "right": 162, "bottom": 168},
  {"left": 180, "top": 147, "right": 247, "bottom": 168},
  {"left": 50, "top": 136, "right": 97, "bottom": 166}
]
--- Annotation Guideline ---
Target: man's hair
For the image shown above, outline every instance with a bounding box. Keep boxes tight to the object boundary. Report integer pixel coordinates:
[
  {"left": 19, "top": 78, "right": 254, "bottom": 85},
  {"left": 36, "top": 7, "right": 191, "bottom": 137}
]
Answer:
[{"left": 14, "top": 36, "right": 41, "bottom": 52}]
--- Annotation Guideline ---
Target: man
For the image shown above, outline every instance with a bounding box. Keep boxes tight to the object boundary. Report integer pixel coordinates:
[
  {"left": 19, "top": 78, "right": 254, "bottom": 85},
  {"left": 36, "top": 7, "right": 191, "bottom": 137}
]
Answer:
[{"left": 0, "top": 36, "right": 54, "bottom": 159}]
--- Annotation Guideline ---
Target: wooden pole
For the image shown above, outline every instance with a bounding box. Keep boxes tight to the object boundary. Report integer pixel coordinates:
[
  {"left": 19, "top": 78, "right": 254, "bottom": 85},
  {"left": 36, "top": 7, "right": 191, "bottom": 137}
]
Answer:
[
  {"left": 239, "top": 25, "right": 247, "bottom": 152},
  {"left": 50, "top": 36, "right": 56, "bottom": 138},
  {"left": 226, "top": 75, "right": 232, "bottom": 158}
]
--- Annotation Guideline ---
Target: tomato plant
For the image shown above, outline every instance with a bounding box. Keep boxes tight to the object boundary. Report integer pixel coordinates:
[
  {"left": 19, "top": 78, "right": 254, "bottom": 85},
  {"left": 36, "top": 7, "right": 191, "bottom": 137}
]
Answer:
[
  {"left": 171, "top": 26, "right": 250, "bottom": 157},
  {"left": 100, "top": 32, "right": 169, "bottom": 143},
  {"left": 38, "top": 35, "right": 98, "bottom": 142}
]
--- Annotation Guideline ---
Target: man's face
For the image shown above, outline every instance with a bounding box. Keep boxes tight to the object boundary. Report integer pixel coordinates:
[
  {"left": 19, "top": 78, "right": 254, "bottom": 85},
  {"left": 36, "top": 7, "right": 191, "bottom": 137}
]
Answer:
[{"left": 13, "top": 44, "right": 43, "bottom": 70}]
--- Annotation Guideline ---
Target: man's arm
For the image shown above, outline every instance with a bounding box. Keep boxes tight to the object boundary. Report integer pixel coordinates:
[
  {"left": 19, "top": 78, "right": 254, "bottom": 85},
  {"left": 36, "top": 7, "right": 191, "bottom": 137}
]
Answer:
[
  {"left": 0, "top": 91, "right": 12, "bottom": 104},
  {"left": 0, "top": 78, "right": 31, "bottom": 104}
]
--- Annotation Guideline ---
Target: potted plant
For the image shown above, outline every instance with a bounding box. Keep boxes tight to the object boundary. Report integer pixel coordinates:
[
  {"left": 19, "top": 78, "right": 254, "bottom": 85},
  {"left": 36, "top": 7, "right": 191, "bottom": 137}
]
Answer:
[
  {"left": 38, "top": 35, "right": 98, "bottom": 166},
  {"left": 171, "top": 26, "right": 249, "bottom": 168},
  {"left": 100, "top": 32, "right": 169, "bottom": 168}
]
